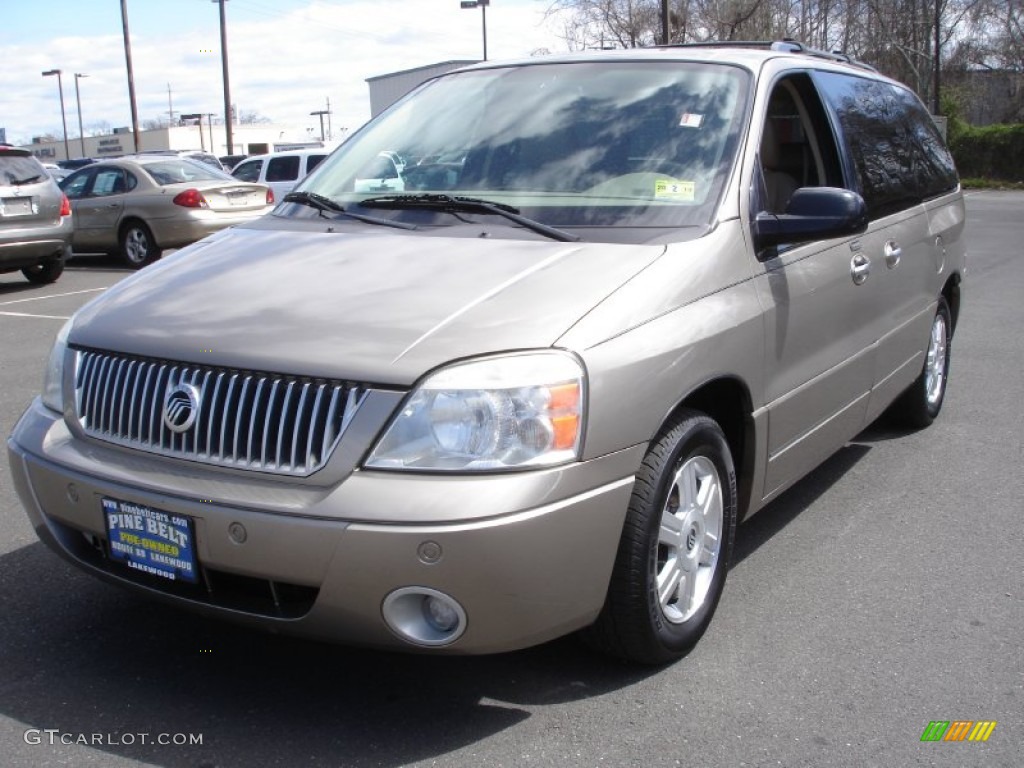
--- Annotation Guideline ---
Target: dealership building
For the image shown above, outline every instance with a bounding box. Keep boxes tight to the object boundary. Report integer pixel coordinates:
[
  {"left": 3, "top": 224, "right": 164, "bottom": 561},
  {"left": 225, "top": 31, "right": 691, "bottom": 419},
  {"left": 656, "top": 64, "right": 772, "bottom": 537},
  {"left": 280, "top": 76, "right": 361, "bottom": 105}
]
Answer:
[{"left": 20, "top": 123, "right": 329, "bottom": 164}]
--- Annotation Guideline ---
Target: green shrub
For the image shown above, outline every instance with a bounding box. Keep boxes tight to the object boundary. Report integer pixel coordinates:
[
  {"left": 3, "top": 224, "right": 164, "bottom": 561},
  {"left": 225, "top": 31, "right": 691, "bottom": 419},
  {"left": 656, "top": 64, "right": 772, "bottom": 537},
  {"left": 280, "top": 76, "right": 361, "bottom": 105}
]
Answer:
[{"left": 950, "top": 123, "right": 1024, "bottom": 182}]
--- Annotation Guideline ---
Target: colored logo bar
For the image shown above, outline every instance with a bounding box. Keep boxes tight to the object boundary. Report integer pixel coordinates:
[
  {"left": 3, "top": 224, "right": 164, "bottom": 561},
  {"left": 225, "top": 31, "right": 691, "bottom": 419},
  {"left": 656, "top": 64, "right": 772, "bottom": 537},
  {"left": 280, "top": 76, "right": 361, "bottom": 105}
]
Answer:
[{"left": 920, "top": 721, "right": 997, "bottom": 742}]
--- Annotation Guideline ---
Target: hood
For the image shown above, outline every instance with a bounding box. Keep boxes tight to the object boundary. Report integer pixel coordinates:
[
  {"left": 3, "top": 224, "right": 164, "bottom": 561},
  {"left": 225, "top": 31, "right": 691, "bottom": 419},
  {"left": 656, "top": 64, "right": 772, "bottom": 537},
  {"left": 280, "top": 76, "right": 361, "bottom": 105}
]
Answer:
[{"left": 70, "top": 226, "right": 664, "bottom": 385}]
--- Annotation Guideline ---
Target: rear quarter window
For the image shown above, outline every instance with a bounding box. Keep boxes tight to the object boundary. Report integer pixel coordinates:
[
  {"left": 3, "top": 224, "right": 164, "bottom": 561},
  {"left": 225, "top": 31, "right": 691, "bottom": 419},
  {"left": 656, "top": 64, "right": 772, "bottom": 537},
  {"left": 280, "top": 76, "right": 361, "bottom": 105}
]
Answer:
[{"left": 814, "top": 71, "right": 957, "bottom": 218}]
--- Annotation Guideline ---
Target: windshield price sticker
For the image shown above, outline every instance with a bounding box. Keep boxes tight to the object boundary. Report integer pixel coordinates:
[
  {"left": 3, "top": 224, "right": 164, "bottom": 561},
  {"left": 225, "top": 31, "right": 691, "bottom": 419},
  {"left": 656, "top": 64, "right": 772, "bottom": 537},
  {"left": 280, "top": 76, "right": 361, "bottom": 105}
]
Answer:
[
  {"left": 654, "top": 179, "right": 696, "bottom": 201},
  {"left": 103, "top": 498, "right": 198, "bottom": 584}
]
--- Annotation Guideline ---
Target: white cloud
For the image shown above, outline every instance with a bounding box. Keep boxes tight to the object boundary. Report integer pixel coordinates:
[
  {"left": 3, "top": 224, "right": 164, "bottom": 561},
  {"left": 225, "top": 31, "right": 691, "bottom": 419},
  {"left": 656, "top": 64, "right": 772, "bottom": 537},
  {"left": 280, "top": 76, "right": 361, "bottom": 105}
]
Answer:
[{"left": 6, "top": 0, "right": 568, "bottom": 146}]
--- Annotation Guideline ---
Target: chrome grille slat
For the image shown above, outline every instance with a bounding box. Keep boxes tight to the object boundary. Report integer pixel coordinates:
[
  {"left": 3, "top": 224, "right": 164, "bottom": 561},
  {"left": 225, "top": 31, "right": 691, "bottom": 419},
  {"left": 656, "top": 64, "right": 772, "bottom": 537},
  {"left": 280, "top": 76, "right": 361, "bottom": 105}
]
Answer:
[{"left": 73, "top": 350, "right": 366, "bottom": 476}]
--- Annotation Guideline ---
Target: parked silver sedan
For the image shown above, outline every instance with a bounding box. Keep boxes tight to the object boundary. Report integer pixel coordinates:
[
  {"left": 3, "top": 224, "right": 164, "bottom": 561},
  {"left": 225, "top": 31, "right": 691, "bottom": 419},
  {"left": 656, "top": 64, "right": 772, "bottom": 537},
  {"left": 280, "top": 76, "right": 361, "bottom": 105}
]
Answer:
[{"left": 59, "top": 155, "right": 274, "bottom": 268}]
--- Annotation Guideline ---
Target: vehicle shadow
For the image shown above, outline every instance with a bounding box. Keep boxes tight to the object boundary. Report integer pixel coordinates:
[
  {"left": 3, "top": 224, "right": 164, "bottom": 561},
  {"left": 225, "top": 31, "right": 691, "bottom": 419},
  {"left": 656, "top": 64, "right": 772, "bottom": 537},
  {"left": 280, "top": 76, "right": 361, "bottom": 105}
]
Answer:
[
  {"left": 66, "top": 252, "right": 130, "bottom": 271},
  {"left": 0, "top": 542, "right": 654, "bottom": 768},
  {"left": 2, "top": 425, "right": 897, "bottom": 768},
  {"left": 732, "top": 440, "right": 872, "bottom": 567}
]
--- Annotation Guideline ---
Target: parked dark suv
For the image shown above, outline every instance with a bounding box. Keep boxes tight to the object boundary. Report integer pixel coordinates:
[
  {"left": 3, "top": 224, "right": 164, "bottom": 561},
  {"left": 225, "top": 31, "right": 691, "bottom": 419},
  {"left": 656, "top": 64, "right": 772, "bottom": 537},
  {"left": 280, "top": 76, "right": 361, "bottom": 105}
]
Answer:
[{"left": 1, "top": 145, "right": 73, "bottom": 284}]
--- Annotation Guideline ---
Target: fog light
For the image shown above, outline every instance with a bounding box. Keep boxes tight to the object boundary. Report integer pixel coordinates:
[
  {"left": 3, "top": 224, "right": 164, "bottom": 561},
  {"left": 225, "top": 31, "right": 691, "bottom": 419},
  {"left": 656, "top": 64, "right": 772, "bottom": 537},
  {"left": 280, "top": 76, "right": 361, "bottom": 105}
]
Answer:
[
  {"left": 424, "top": 595, "right": 459, "bottom": 632},
  {"left": 382, "top": 587, "right": 467, "bottom": 647}
]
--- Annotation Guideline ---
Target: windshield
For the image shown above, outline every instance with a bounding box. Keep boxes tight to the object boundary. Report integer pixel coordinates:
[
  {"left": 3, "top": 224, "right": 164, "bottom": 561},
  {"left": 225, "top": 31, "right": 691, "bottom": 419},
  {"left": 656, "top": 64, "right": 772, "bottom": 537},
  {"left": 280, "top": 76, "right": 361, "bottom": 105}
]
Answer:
[{"left": 292, "top": 61, "right": 750, "bottom": 241}]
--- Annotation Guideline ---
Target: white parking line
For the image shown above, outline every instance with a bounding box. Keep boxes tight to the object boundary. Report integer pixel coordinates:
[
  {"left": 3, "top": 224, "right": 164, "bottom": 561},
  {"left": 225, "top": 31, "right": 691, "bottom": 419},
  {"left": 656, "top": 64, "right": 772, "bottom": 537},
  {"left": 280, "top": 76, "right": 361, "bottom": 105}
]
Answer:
[
  {"left": 0, "top": 287, "right": 109, "bottom": 307},
  {"left": 0, "top": 311, "right": 71, "bottom": 320}
]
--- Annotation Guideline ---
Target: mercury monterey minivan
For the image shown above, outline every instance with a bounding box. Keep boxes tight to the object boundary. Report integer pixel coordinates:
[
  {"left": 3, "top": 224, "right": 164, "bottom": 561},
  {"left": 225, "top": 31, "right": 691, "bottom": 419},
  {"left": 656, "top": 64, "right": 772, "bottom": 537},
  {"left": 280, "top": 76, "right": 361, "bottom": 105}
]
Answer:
[{"left": 8, "top": 42, "right": 965, "bottom": 664}]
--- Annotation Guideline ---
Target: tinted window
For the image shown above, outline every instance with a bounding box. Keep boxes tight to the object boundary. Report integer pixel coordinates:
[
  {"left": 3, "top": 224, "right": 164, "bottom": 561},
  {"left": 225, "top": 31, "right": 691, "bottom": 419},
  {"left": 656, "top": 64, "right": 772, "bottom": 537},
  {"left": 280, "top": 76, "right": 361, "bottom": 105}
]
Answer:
[
  {"left": 889, "top": 85, "right": 959, "bottom": 198},
  {"left": 306, "top": 154, "right": 326, "bottom": 173},
  {"left": 814, "top": 72, "right": 956, "bottom": 218},
  {"left": 266, "top": 156, "right": 301, "bottom": 182},
  {"left": 232, "top": 160, "right": 262, "bottom": 183}
]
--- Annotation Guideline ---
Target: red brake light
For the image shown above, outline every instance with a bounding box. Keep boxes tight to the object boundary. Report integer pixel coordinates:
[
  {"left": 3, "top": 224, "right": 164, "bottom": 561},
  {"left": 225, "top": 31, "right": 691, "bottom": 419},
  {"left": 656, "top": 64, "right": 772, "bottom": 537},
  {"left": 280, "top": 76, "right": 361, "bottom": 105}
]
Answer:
[
  {"left": 59, "top": 193, "right": 71, "bottom": 217},
  {"left": 266, "top": 189, "right": 275, "bottom": 204},
  {"left": 172, "top": 189, "right": 208, "bottom": 208}
]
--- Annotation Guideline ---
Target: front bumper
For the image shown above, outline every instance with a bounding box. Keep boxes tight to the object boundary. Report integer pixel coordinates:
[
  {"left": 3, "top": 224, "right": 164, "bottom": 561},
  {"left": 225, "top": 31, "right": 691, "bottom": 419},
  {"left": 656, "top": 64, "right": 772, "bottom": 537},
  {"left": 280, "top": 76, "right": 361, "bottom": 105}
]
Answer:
[{"left": 8, "top": 398, "right": 639, "bottom": 654}]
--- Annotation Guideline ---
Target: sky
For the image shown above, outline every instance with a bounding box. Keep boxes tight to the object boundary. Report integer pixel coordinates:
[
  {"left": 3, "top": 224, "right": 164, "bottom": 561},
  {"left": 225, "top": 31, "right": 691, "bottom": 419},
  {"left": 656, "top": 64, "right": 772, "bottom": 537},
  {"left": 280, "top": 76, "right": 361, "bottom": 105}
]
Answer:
[{"left": 0, "top": 0, "right": 570, "bottom": 147}]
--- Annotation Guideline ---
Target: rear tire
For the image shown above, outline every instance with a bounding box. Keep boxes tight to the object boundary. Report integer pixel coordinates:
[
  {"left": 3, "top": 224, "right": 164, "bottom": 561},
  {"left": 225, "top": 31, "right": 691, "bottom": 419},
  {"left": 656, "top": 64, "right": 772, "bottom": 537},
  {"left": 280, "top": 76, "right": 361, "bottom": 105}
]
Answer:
[
  {"left": 22, "top": 255, "right": 65, "bottom": 285},
  {"left": 119, "top": 221, "right": 161, "bottom": 269},
  {"left": 584, "top": 409, "right": 738, "bottom": 664},
  {"left": 890, "top": 296, "right": 952, "bottom": 429}
]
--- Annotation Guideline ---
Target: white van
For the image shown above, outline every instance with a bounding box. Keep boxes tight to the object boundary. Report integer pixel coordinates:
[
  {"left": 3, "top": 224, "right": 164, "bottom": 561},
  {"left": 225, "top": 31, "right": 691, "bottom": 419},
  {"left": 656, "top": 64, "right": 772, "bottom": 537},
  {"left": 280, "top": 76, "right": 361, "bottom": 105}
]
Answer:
[{"left": 230, "top": 148, "right": 329, "bottom": 200}]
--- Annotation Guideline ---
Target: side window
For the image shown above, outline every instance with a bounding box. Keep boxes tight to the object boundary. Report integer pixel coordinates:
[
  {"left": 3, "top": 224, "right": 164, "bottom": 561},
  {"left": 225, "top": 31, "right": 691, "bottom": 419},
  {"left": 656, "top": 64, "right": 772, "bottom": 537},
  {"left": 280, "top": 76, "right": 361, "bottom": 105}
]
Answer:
[
  {"left": 305, "top": 154, "right": 326, "bottom": 173},
  {"left": 92, "top": 169, "right": 127, "bottom": 196},
  {"left": 758, "top": 74, "right": 844, "bottom": 214},
  {"left": 231, "top": 160, "right": 262, "bottom": 183},
  {"left": 60, "top": 170, "right": 93, "bottom": 199},
  {"left": 889, "top": 85, "right": 959, "bottom": 198},
  {"left": 814, "top": 71, "right": 928, "bottom": 218},
  {"left": 266, "top": 156, "right": 300, "bottom": 182}
]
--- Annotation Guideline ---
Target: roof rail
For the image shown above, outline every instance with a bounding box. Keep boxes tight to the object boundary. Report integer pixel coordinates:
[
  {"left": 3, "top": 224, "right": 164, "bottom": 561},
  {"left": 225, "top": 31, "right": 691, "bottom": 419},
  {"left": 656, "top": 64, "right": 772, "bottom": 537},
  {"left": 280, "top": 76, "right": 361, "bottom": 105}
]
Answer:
[{"left": 656, "top": 39, "right": 877, "bottom": 72}]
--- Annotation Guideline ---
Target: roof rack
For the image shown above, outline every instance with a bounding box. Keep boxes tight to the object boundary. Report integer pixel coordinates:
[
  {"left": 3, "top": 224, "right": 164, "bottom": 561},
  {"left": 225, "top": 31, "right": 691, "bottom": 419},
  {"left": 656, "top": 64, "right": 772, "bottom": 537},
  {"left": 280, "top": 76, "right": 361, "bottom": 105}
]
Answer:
[{"left": 657, "top": 39, "right": 877, "bottom": 72}]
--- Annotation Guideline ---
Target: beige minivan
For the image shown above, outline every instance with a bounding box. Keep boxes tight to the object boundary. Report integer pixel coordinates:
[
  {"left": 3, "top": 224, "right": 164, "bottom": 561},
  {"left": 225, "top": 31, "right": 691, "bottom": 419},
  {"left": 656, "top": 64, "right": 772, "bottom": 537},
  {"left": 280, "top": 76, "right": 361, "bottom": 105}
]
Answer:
[{"left": 7, "top": 42, "right": 965, "bottom": 664}]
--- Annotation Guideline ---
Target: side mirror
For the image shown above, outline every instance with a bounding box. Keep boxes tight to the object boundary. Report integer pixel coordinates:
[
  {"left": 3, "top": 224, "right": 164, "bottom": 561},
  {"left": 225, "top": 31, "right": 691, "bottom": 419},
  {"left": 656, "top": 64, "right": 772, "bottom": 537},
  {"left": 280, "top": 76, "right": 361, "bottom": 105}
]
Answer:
[{"left": 754, "top": 187, "right": 868, "bottom": 251}]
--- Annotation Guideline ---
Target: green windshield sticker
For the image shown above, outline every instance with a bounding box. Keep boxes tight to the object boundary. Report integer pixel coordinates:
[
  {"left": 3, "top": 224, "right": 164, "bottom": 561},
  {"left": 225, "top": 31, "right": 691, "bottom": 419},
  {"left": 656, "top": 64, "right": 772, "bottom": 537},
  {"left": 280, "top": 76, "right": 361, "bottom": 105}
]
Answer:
[{"left": 654, "top": 179, "right": 695, "bottom": 201}]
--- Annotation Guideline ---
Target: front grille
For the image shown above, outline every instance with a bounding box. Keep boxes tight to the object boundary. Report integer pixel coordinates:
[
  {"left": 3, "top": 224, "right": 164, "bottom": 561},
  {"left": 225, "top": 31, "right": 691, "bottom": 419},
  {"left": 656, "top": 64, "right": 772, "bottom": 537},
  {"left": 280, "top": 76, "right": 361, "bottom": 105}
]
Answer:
[{"left": 73, "top": 349, "right": 366, "bottom": 476}]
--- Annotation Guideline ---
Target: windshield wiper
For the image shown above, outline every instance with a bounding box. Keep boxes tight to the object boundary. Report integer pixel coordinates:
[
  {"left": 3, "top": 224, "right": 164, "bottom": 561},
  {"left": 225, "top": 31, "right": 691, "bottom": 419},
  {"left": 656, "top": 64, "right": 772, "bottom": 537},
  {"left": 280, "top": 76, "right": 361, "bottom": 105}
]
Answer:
[
  {"left": 359, "top": 194, "right": 581, "bottom": 243},
  {"left": 282, "top": 191, "right": 418, "bottom": 230},
  {"left": 12, "top": 175, "right": 43, "bottom": 186}
]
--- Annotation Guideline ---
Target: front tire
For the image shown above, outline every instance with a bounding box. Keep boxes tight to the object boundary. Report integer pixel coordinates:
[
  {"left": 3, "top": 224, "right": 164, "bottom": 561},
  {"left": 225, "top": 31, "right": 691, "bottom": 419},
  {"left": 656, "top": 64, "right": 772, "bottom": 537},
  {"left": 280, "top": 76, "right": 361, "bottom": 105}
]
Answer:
[
  {"left": 119, "top": 221, "right": 161, "bottom": 269},
  {"left": 585, "top": 410, "right": 738, "bottom": 664},
  {"left": 890, "top": 296, "right": 952, "bottom": 429}
]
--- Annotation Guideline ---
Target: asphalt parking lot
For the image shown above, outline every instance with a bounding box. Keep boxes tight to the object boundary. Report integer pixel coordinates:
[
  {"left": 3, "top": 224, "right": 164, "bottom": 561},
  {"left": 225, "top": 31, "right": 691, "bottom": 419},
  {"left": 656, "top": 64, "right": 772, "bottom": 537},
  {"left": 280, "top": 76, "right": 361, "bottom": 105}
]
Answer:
[{"left": 1, "top": 193, "right": 1021, "bottom": 768}]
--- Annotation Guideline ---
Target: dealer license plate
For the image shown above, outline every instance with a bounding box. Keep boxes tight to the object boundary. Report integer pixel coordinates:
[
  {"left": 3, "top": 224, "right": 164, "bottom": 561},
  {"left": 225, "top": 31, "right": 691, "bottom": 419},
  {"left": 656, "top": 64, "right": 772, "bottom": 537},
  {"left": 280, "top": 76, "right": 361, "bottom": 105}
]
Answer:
[
  {"left": 102, "top": 497, "right": 198, "bottom": 584},
  {"left": 1, "top": 197, "right": 33, "bottom": 216}
]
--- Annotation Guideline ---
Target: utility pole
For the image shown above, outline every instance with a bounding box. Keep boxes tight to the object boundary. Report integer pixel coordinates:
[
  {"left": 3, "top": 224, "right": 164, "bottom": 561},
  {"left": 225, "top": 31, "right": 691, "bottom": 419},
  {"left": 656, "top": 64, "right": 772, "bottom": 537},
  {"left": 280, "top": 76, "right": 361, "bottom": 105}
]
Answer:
[
  {"left": 121, "top": 0, "right": 141, "bottom": 153},
  {"left": 214, "top": 0, "right": 234, "bottom": 154},
  {"left": 167, "top": 83, "right": 175, "bottom": 125}
]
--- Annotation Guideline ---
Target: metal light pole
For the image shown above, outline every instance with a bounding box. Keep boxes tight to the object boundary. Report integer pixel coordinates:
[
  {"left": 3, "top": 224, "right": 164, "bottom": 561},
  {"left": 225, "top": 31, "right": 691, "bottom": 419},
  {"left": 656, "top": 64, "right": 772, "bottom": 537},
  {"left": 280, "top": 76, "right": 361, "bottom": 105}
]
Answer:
[
  {"left": 180, "top": 114, "right": 205, "bottom": 151},
  {"left": 310, "top": 110, "right": 329, "bottom": 141},
  {"left": 120, "top": 0, "right": 141, "bottom": 153},
  {"left": 74, "top": 73, "right": 88, "bottom": 157},
  {"left": 41, "top": 69, "right": 70, "bottom": 161},
  {"left": 460, "top": 0, "right": 489, "bottom": 61},
  {"left": 213, "top": 0, "right": 234, "bottom": 154}
]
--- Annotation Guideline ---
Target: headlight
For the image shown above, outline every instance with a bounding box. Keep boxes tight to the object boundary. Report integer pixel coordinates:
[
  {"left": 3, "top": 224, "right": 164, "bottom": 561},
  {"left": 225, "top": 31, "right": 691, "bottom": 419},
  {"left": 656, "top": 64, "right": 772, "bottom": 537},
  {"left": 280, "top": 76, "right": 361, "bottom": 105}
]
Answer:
[
  {"left": 41, "top": 319, "right": 72, "bottom": 413},
  {"left": 366, "top": 352, "right": 585, "bottom": 471}
]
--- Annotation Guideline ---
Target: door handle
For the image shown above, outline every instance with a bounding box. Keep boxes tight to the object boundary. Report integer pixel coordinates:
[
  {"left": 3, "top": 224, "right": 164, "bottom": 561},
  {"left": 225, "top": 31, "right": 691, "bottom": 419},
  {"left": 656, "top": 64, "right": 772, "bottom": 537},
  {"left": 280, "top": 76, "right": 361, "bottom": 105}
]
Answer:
[
  {"left": 851, "top": 253, "right": 871, "bottom": 285},
  {"left": 884, "top": 240, "right": 902, "bottom": 269}
]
